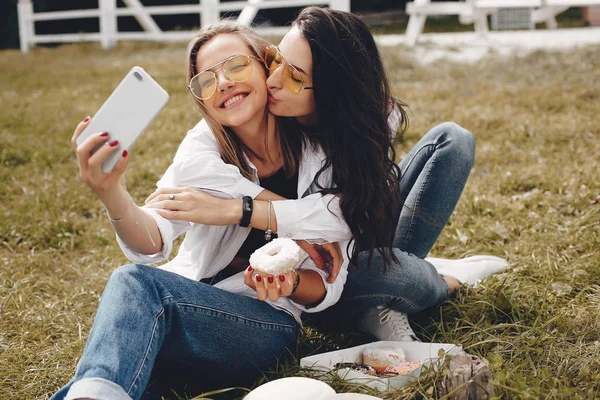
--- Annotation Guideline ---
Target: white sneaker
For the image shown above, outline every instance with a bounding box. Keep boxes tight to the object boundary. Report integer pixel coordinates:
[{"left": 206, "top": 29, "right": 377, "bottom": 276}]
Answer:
[
  {"left": 425, "top": 255, "right": 509, "bottom": 286},
  {"left": 358, "top": 305, "right": 420, "bottom": 342}
]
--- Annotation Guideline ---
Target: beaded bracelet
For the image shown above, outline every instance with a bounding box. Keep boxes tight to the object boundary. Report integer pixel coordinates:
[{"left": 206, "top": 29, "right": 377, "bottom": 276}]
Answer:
[
  {"left": 291, "top": 269, "right": 301, "bottom": 295},
  {"left": 264, "top": 200, "right": 273, "bottom": 241},
  {"left": 105, "top": 209, "right": 122, "bottom": 223}
]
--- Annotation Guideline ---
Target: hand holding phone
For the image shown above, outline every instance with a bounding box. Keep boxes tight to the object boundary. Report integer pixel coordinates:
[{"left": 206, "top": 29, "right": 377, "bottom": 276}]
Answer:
[{"left": 76, "top": 66, "right": 169, "bottom": 173}]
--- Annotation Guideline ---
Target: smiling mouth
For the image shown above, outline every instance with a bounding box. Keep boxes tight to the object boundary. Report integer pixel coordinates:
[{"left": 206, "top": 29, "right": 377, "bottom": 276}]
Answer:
[{"left": 221, "top": 93, "right": 248, "bottom": 109}]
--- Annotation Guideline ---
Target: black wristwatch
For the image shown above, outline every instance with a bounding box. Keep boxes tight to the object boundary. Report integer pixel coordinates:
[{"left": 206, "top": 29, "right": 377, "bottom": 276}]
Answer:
[{"left": 239, "top": 196, "right": 253, "bottom": 227}]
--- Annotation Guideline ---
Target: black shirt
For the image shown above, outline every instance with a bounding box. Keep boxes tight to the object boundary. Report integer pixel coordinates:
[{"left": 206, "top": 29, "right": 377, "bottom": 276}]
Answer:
[{"left": 235, "top": 167, "right": 299, "bottom": 259}]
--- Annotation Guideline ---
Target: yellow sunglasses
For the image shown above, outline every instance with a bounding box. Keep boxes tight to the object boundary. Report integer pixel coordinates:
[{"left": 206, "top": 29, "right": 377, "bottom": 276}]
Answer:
[
  {"left": 264, "top": 45, "right": 313, "bottom": 95},
  {"left": 188, "top": 54, "right": 259, "bottom": 100}
]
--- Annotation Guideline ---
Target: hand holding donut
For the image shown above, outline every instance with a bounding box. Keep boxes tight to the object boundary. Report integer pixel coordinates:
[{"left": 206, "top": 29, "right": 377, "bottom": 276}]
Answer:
[
  {"left": 244, "top": 266, "right": 296, "bottom": 302},
  {"left": 244, "top": 238, "right": 303, "bottom": 301}
]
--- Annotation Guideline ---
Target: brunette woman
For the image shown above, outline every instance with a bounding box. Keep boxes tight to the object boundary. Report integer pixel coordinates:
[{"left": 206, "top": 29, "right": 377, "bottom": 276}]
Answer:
[{"left": 266, "top": 7, "right": 509, "bottom": 341}]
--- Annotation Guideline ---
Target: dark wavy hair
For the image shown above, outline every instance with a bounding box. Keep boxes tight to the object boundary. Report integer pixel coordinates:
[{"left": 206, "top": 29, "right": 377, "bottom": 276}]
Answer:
[{"left": 294, "top": 6, "right": 409, "bottom": 268}]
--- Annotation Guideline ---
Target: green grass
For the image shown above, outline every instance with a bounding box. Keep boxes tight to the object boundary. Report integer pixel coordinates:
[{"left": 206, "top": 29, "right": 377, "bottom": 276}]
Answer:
[{"left": 1, "top": 37, "right": 599, "bottom": 399}]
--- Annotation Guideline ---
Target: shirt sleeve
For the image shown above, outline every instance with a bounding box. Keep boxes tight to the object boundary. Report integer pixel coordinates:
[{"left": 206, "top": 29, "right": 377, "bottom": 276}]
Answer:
[
  {"left": 157, "top": 119, "right": 263, "bottom": 199},
  {"left": 115, "top": 204, "right": 192, "bottom": 264},
  {"left": 289, "top": 245, "right": 350, "bottom": 313},
  {"left": 271, "top": 193, "right": 352, "bottom": 243},
  {"left": 157, "top": 120, "right": 351, "bottom": 243}
]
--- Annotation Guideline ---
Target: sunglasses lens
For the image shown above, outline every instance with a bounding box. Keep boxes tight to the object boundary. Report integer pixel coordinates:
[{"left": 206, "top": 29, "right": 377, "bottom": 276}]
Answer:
[
  {"left": 189, "top": 55, "right": 253, "bottom": 100},
  {"left": 283, "top": 65, "right": 303, "bottom": 94},
  {"left": 264, "top": 46, "right": 281, "bottom": 71},
  {"left": 190, "top": 72, "right": 216, "bottom": 100},
  {"left": 224, "top": 55, "right": 253, "bottom": 82}
]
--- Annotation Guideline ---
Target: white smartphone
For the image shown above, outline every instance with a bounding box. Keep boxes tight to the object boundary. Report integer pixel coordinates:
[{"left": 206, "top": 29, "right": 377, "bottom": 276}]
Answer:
[{"left": 76, "top": 66, "right": 169, "bottom": 173}]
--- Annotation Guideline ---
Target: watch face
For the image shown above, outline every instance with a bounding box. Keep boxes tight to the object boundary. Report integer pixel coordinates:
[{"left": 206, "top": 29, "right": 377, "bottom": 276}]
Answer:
[{"left": 240, "top": 196, "right": 253, "bottom": 227}]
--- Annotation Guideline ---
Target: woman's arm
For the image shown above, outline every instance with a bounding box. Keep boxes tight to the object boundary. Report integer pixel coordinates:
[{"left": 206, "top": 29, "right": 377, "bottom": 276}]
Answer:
[
  {"left": 243, "top": 267, "right": 326, "bottom": 306},
  {"left": 100, "top": 186, "right": 164, "bottom": 255},
  {"left": 72, "top": 118, "right": 165, "bottom": 255},
  {"left": 148, "top": 120, "right": 351, "bottom": 243},
  {"left": 146, "top": 187, "right": 351, "bottom": 244},
  {"left": 145, "top": 187, "right": 344, "bottom": 282}
]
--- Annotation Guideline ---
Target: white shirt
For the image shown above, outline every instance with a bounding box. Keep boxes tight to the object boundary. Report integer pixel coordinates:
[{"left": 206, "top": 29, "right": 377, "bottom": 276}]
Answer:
[{"left": 116, "top": 119, "right": 353, "bottom": 324}]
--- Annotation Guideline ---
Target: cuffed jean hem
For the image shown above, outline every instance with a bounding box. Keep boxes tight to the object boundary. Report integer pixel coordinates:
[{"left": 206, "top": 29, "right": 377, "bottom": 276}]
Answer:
[{"left": 65, "top": 378, "right": 132, "bottom": 400}]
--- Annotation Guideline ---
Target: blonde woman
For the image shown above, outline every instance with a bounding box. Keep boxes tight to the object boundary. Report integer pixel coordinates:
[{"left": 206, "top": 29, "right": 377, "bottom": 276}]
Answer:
[{"left": 53, "top": 22, "right": 352, "bottom": 400}]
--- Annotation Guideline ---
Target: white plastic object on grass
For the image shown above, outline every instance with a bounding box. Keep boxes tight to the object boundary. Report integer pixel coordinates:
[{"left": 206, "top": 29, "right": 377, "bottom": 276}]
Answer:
[{"left": 244, "top": 377, "right": 334, "bottom": 400}]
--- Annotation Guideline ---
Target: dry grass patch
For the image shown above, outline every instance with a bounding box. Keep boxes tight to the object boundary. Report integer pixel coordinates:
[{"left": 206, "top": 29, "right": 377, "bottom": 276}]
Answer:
[{"left": 1, "top": 40, "right": 599, "bottom": 399}]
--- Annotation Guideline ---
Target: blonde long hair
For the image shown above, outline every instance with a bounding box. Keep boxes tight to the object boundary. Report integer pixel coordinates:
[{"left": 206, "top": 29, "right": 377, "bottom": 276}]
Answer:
[{"left": 185, "top": 21, "right": 301, "bottom": 180}]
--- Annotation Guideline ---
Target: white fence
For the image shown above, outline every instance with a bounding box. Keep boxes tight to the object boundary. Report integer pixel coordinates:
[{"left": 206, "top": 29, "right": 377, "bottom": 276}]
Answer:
[
  {"left": 405, "top": 0, "right": 600, "bottom": 45},
  {"left": 17, "top": 0, "right": 350, "bottom": 53}
]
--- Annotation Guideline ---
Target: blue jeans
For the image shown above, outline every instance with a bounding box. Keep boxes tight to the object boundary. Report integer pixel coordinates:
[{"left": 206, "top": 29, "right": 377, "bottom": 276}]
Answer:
[
  {"left": 51, "top": 264, "right": 299, "bottom": 400},
  {"left": 309, "top": 122, "right": 476, "bottom": 327}
]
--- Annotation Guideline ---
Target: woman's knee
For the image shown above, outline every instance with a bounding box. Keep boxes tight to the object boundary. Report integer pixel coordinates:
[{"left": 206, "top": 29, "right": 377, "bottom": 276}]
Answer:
[
  {"left": 432, "top": 122, "right": 476, "bottom": 169},
  {"left": 440, "top": 122, "right": 475, "bottom": 151},
  {"left": 106, "top": 263, "right": 155, "bottom": 293}
]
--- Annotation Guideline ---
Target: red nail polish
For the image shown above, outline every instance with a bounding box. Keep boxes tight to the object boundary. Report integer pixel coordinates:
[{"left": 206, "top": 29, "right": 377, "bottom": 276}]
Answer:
[
  {"left": 279, "top": 275, "right": 285, "bottom": 282},
  {"left": 256, "top": 275, "right": 262, "bottom": 282},
  {"left": 122, "top": 150, "right": 128, "bottom": 157},
  {"left": 109, "top": 140, "right": 119, "bottom": 147},
  {"left": 83, "top": 116, "right": 90, "bottom": 123},
  {"left": 268, "top": 276, "right": 274, "bottom": 284},
  {"left": 100, "top": 131, "right": 108, "bottom": 137},
  {"left": 247, "top": 266, "right": 253, "bottom": 272}
]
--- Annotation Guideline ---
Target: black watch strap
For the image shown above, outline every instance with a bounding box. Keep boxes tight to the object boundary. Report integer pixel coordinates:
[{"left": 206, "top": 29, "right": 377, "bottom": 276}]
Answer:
[{"left": 239, "top": 196, "right": 253, "bottom": 227}]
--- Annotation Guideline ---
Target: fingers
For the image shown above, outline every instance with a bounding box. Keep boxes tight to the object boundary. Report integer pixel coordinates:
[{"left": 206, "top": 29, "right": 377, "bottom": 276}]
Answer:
[
  {"left": 296, "top": 240, "right": 343, "bottom": 283},
  {"left": 244, "top": 267, "right": 291, "bottom": 302},
  {"left": 154, "top": 208, "right": 185, "bottom": 220},
  {"left": 145, "top": 187, "right": 189, "bottom": 204},
  {"left": 243, "top": 266, "right": 256, "bottom": 290},
  {"left": 266, "top": 275, "right": 280, "bottom": 302},
  {"left": 75, "top": 131, "right": 110, "bottom": 168},
  {"left": 145, "top": 190, "right": 160, "bottom": 204},
  {"left": 145, "top": 198, "right": 183, "bottom": 211},
  {"left": 279, "top": 271, "right": 294, "bottom": 297},
  {"left": 87, "top": 139, "right": 122, "bottom": 171},
  {"left": 146, "top": 193, "right": 187, "bottom": 207},
  {"left": 324, "top": 242, "right": 343, "bottom": 284},
  {"left": 108, "top": 148, "right": 129, "bottom": 181},
  {"left": 71, "top": 116, "right": 91, "bottom": 152},
  {"left": 145, "top": 189, "right": 191, "bottom": 209},
  {"left": 296, "top": 240, "right": 325, "bottom": 269},
  {"left": 254, "top": 274, "right": 268, "bottom": 301}
]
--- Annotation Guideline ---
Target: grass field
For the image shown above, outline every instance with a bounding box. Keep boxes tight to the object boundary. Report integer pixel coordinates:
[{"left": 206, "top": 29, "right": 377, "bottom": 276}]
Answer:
[{"left": 1, "top": 34, "right": 599, "bottom": 400}]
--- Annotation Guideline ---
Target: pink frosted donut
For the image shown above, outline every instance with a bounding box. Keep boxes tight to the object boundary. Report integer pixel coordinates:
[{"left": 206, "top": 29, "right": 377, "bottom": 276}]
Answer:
[
  {"left": 383, "top": 361, "right": 423, "bottom": 375},
  {"left": 249, "top": 238, "right": 304, "bottom": 276},
  {"left": 362, "top": 347, "right": 406, "bottom": 373}
]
